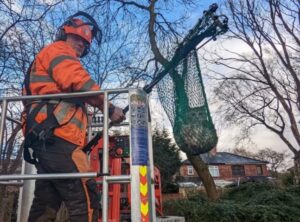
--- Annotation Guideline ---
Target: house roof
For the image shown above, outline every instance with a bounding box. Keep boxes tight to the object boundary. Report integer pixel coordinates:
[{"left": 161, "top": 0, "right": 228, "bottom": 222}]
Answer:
[{"left": 182, "top": 152, "right": 268, "bottom": 165}]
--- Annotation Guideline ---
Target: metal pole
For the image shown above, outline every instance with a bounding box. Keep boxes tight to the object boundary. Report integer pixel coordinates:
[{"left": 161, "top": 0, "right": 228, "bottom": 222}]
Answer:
[
  {"left": 0, "top": 181, "right": 23, "bottom": 185},
  {"left": 91, "top": 122, "right": 128, "bottom": 128},
  {"left": 147, "top": 104, "right": 156, "bottom": 221},
  {"left": 16, "top": 144, "right": 26, "bottom": 222},
  {"left": 17, "top": 161, "right": 36, "bottom": 222},
  {"left": 87, "top": 112, "right": 93, "bottom": 164},
  {"left": 105, "top": 175, "right": 130, "bottom": 183},
  {"left": 129, "top": 89, "right": 150, "bottom": 222},
  {"left": 0, "top": 172, "right": 97, "bottom": 180},
  {"left": 0, "top": 99, "right": 8, "bottom": 158},
  {"left": 102, "top": 91, "right": 109, "bottom": 222},
  {"left": 0, "top": 88, "right": 129, "bottom": 102},
  {"left": 87, "top": 109, "right": 93, "bottom": 141}
]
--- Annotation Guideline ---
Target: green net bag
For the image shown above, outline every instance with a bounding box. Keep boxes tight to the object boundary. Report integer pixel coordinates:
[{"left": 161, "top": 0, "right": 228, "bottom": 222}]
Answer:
[{"left": 157, "top": 50, "right": 218, "bottom": 155}]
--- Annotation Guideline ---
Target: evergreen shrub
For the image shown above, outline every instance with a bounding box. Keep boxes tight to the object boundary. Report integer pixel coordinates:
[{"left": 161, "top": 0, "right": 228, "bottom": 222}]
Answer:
[{"left": 163, "top": 183, "right": 300, "bottom": 222}]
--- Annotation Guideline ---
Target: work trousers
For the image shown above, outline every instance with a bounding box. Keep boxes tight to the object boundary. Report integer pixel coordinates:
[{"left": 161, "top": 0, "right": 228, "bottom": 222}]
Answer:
[{"left": 27, "top": 136, "right": 99, "bottom": 222}]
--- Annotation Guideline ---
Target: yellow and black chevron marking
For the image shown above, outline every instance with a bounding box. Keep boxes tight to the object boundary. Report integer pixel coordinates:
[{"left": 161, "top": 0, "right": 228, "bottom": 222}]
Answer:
[{"left": 140, "top": 166, "right": 149, "bottom": 222}]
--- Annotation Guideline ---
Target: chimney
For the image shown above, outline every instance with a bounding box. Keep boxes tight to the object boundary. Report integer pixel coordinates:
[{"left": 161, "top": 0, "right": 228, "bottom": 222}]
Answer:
[{"left": 210, "top": 146, "right": 217, "bottom": 156}]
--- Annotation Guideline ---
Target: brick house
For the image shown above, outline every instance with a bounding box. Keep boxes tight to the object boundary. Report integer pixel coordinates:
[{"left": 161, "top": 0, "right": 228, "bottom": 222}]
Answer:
[{"left": 178, "top": 150, "right": 269, "bottom": 184}]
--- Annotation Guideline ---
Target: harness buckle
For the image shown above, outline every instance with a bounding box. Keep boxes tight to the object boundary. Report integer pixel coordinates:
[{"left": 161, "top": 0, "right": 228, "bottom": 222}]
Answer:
[{"left": 38, "top": 130, "right": 46, "bottom": 141}]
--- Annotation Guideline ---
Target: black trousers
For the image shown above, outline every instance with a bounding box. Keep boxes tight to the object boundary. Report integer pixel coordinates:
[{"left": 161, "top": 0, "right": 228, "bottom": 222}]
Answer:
[{"left": 27, "top": 136, "right": 99, "bottom": 222}]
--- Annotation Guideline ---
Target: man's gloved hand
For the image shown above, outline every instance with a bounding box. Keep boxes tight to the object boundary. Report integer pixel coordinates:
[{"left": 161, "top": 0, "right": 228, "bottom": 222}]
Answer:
[{"left": 109, "top": 106, "right": 126, "bottom": 123}]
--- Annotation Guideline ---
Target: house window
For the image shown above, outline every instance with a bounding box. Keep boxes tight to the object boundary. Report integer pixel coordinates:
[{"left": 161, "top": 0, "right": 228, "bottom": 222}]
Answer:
[
  {"left": 257, "top": 165, "right": 263, "bottom": 176},
  {"left": 209, "top": 165, "right": 220, "bottom": 177},
  {"left": 187, "top": 166, "right": 194, "bottom": 175},
  {"left": 231, "top": 165, "right": 245, "bottom": 176}
]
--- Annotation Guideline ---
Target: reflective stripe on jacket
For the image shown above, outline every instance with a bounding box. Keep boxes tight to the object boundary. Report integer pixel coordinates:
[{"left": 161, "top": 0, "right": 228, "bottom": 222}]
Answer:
[{"left": 23, "top": 41, "right": 100, "bottom": 146}]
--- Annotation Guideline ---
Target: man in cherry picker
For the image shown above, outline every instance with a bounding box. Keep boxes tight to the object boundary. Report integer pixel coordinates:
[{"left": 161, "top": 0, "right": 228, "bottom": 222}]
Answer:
[{"left": 22, "top": 11, "right": 125, "bottom": 222}]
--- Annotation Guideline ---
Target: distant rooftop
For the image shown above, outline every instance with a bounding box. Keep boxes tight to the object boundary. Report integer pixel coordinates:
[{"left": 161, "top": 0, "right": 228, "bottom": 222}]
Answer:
[{"left": 183, "top": 152, "right": 268, "bottom": 165}]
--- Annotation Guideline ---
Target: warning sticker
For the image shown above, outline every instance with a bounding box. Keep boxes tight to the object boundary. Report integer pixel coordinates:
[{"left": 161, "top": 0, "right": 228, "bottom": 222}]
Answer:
[
  {"left": 130, "top": 93, "right": 149, "bottom": 165},
  {"left": 131, "top": 127, "right": 148, "bottom": 165}
]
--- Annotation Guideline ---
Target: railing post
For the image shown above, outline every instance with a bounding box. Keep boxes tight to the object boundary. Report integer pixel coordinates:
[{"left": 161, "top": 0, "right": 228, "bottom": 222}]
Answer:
[
  {"left": 102, "top": 91, "right": 110, "bottom": 222},
  {"left": 129, "top": 89, "right": 152, "bottom": 222},
  {"left": 0, "top": 99, "right": 8, "bottom": 158},
  {"left": 17, "top": 161, "right": 36, "bottom": 222}
]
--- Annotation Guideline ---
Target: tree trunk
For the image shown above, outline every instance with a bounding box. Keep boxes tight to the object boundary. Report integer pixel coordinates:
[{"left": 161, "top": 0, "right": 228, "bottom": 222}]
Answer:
[
  {"left": 187, "top": 155, "right": 219, "bottom": 201},
  {"left": 294, "top": 151, "right": 300, "bottom": 185}
]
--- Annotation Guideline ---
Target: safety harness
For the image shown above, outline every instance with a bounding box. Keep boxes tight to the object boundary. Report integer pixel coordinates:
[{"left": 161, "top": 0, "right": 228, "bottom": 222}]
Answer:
[
  {"left": 23, "top": 59, "right": 115, "bottom": 163},
  {"left": 23, "top": 102, "right": 60, "bottom": 164},
  {"left": 23, "top": 60, "right": 103, "bottom": 164},
  {"left": 22, "top": 61, "right": 86, "bottom": 164},
  {"left": 23, "top": 62, "right": 61, "bottom": 164}
]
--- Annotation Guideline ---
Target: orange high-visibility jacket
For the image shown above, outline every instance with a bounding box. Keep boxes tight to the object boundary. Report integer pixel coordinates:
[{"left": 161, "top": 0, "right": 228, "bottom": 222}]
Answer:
[{"left": 23, "top": 41, "right": 101, "bottom": 146}]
